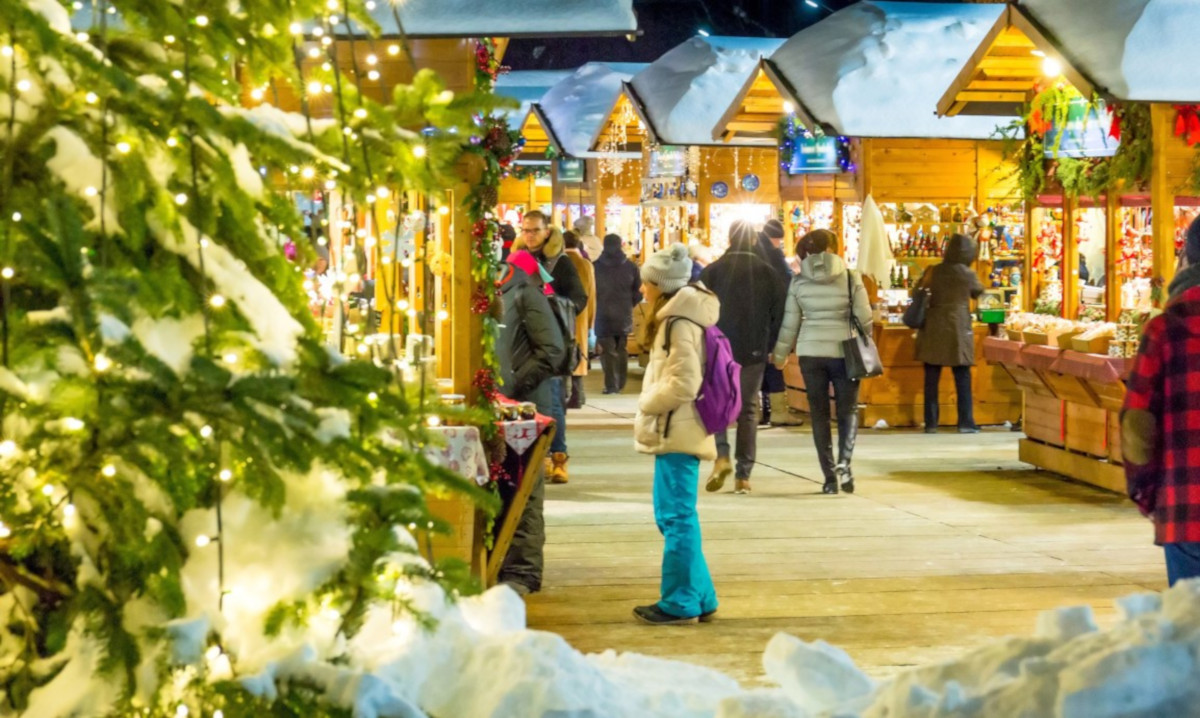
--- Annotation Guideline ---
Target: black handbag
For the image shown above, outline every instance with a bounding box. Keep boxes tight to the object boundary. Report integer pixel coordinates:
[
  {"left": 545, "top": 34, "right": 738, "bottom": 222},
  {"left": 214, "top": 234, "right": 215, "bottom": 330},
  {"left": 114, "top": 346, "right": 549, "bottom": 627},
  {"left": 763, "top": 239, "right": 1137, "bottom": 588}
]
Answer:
[
  {"left": 902, "top": 270, "right": 932, "bottom": 329},
  {"left": 842, "top": 272, "right": 883, "bottom": 381}
]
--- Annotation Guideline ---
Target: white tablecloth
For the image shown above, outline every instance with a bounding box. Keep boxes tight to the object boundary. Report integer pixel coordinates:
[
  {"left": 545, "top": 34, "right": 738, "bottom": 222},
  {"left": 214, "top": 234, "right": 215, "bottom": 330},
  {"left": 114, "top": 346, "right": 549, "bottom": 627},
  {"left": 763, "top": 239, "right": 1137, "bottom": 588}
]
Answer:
[{"left": 424, "top": 426, "right": 490, "bottom": 486}]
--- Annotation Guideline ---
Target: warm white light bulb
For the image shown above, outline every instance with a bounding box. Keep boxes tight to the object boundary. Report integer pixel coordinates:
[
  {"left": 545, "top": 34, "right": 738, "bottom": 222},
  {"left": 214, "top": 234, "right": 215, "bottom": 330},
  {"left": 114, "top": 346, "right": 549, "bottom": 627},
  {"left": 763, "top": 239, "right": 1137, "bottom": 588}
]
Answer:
[
  {"left": 367, "top": 70, "right": 380, "bottom": 81},
  {"left": 194, "top": 535, "right": 211, "bottom": 548},
  {"left": 84, "top": 186, "right": 98, "bottom": 197},
  {"left": 412, "top": 145, "right": 427, "bottom": 158},
  {"left": 354, "top": 107, "right": 367, "bottom": 119},
  {"left": 307, "top": 80, "right": 323, "bottom": 95},
  {"left": 0, "top": 440, "right": 16, "bottom": 457},
  {"left": 195, "top": 15, "right": 209, "bottom": 27},
  {"left": 307, "top": 47, "right": 321, "bottom": 59},
  {"left": 0, "top": 524, "right": 11, "bottom": 539},
  {"left": 200, "top": 425, "right": 213, "bottom": 438},
  {"left": 166, "top": 137, "right": 178, "bottom": 148},
  {"left": 42, "top": 484, "right": 54, "bottom": 496},
  {"left": 11, "top": 212, "right": 20, "bottom": 222},
  {"left": 174, "top": 193, "right": 188, "bottom": 206},
  {"left": 93, "top": 353, "right": 112, "bottom": 372},
  {"left": 115, "top": 141, "right": 131, "bottom": 154},
  {"left": 102, "top": 464, "right": 116, "bottom": 477},
  {"left": 15, "top": 80, "right": 30, "bottom": 93},
  {"left": 301, "top": 167, "right": 316, "bottom": 179},
  {"left": 0, "top": 268, "right": 12, "bottom": 280},
  {"left": 218, "top": 469, "right": 232, "bottom": 482},
  {"left": 437, "top": 309, "right": 449, "bottom": 322},
  {"left": 85, "top": 91, "right": 98, "bottom": 104},
  {"left": 209, "top": 294, "right": 226, "bottom": 308},
  {"left": 366, "top": 54, "right": 377, "bottom": 66},
  {"left": 289, "top": 22, "right": 303, "bottom": 35},
  {"left": 367, "top": 392, "right": 378, "bottom": 402},
  {"left": 1042, "top": 57, "right": 1063, "bottom": 78},
  {"left": 387, "top": 44, "right": 400, "bottom": 56},
  {"left": 223, "top": 352, "right": 238, "bottom": 364},
  {"left": 164, "top": 35, "right": 175, "bottom": 44},
  {"left": 250, "top": 88, "right": 264, "bottom": 101},
  {"left": 75, "top": 32, "right": 89, "bottom": 42},
  {"left": 63, "top": 417, "right": 85, "bottom": 431},
  {"left": 376, "top": 186, "right": 390, "bottom": 199}
]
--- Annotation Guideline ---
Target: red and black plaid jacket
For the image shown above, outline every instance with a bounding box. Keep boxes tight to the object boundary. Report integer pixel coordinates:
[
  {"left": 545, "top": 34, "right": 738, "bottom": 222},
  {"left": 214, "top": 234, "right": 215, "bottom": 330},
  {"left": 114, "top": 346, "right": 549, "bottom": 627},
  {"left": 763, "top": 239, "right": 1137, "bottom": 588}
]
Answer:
[{"left": 1123, "top": 286, "right": 1200, "bottom": 544}]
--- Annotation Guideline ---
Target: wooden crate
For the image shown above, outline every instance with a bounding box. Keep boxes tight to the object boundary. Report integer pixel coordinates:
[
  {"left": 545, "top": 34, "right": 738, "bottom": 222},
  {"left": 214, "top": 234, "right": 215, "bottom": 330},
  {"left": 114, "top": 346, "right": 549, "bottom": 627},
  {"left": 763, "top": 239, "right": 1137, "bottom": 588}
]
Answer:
[
  {"left": 1024, "top": 392, "right": 1064, "bottom": 447},
  {"left": 1019, "top": 439, "right": 1125, "bottom": 494},
  {"left": 1108, "top": 412, "right": 1124, "bottom": 466},
  {"left": 1064, "top": 403, "right": 1109, "bottom": 458}
]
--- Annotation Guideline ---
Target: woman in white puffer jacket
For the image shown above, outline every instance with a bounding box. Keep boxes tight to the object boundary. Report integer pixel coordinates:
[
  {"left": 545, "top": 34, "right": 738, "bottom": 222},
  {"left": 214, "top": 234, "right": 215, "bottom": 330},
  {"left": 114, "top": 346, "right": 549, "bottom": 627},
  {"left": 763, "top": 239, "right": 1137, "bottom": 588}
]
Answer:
[
  {"left": 772, "top": 229, "right": 873, "bottom": 495},
  {"left": 632, "top": 243, "right": 721, "bottom": 626}
]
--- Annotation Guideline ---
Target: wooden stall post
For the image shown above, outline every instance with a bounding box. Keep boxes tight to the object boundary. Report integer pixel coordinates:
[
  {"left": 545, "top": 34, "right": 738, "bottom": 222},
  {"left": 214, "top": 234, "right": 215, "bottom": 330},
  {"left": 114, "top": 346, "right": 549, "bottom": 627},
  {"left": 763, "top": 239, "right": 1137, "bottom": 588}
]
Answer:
[
  {"left": 1151, "top": 103, "right": 1179, "bottom": 295},
  {"left": 1062, "top": 195, "right": 1079, "bottom": 320},
  {"left": 1105, "top": 192, "right": 1120, "bottom": 321}
]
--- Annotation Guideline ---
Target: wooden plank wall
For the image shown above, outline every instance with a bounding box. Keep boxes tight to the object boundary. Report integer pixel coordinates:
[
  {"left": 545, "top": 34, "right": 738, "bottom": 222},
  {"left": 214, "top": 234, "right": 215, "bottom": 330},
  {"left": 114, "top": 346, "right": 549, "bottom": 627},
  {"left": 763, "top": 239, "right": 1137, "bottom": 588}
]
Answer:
[
  {"left": 1163, "top": 128, "right": 1196, "bottom": 198},
  {"left": 700, "top": 147, "right": 781, "bottom": 207},
  {"left": 862, "top": 138, "right": 1017, "bottom": 209}
]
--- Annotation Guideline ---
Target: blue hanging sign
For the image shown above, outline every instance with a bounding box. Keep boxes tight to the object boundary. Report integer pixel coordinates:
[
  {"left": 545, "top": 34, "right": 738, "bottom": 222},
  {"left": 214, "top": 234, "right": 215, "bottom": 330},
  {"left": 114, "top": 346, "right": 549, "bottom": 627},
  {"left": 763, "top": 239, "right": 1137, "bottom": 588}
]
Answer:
[
  {"left": 1044, "top": 97, "right": 1119, "bottom": 159},
  {"left": 786, "top": 135, "right": 843, "bottom": 175},
  {"left": 557, "top": 158, "right": 585, "bottom": 183}
]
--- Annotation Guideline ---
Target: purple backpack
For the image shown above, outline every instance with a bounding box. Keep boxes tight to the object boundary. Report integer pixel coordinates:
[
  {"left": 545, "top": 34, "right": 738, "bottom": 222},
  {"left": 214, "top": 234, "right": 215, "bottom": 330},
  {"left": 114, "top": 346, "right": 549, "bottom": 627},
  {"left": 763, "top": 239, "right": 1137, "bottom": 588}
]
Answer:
[{"left": 665, "top": 318, "right": 742, "bottom": 435}]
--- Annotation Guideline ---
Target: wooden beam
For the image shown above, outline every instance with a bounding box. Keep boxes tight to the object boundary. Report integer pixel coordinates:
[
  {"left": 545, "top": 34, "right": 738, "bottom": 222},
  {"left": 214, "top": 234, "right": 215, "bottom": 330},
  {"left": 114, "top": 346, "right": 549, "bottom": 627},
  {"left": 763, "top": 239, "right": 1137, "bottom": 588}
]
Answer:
[
  {"left": 1105, "top": 192, "right": 1120, "bottom": 322},
  {"left": 1150, "top": 103, "right": 1177, "bottom": 295},
  {"left": 711, "top": 62, "right": 774, "bottom": 144},
  {"left": 761, "top": 59, "right": 827, "bottom": 136},
  {"left": 954, "top": 90, "right": 1028, "bottom": 104},
  {"left": 936, "top": 6, "right": 1013, "bottom": 117},
  {"left": 967, "top": 80, "right": 1038, "bottom": 91},
  {"left": 1010, "top": 7, "right": 1098, "bottom": 100}
]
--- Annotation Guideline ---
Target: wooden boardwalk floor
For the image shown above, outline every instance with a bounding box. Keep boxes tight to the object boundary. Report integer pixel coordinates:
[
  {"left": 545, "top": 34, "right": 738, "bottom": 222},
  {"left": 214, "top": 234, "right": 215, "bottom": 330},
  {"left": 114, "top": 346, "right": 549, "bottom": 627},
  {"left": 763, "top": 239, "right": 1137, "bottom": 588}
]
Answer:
[{"left": 524, "top": 383, "right": 1164, "bottom": 684}]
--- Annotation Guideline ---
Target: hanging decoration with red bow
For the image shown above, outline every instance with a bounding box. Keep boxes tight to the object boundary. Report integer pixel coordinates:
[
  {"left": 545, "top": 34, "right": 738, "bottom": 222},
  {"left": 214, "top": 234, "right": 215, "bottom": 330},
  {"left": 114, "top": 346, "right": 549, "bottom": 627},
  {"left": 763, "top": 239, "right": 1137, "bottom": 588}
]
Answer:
[
  {"left": 1175, "top": 105, "right": 1200, "bottom": 146},
  {"left": 1108, "top": 102, "right": 1123, "bottom": 141}
]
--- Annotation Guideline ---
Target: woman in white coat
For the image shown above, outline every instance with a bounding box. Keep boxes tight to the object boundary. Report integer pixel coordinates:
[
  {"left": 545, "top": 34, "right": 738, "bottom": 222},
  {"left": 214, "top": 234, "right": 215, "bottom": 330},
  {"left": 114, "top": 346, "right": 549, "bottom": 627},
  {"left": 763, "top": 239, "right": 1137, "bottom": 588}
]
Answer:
[
  {"left": 772, "top": 229, "right": 873, "bottom": 495},
  {"left": 633, "top": 243, "right": 721, "bottom": 626}
]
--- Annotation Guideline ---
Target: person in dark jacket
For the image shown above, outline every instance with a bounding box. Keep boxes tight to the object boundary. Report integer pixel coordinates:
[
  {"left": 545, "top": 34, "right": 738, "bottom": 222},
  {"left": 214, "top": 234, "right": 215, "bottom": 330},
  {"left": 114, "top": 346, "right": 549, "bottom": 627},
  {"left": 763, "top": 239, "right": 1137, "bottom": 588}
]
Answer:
[
  {"left": 1122, "top": 218, "right": 1200, "bottom": 586},
  {"left": 593, "top": 233, "right": 642, "bottom": 394},
  {"left": 915, "top": 233, "right": 984, "bottom": 434},
  {"left": 699, "top": 220, "right": 786, "bottom": 494},
  {"left": 756, "top": 218, "right": 802, "bottom": 427},
  {"left": 495, "top": 250, "right": 566, "bottom": 595},
  {"left": 513, "top": 210, "right": 586, "bottom": 482}
]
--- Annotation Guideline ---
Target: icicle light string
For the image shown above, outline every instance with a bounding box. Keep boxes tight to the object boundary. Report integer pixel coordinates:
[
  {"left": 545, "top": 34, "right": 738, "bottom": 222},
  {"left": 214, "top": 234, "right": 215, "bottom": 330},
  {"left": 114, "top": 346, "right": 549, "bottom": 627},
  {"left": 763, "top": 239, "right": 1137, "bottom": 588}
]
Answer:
[
  {"left": 338, "top": 13, "right": 407, "bottom": 372},
  {"left": 1, "top": 23, "right": 19, "bottom": 376},
  {"left": 181, "top": 1, "right": 226, "bottom": 614}
]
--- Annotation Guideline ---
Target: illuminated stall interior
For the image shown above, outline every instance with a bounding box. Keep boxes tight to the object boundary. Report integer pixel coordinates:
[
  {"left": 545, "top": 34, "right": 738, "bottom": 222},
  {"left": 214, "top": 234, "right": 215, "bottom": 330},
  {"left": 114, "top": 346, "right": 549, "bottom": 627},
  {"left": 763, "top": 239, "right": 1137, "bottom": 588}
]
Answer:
[
  {"left": 591, "top": 36, "right": 784, "bottom": 259},
  {"left": 517, "top": 63, "right": 646, "bottom": 241},
  {"left": 495, "top": 70, "right": 572, "bottom": 222},
  {"left": 941, "top": 0, "right": 1200, "bottom": 492},
  {"left": 723, "top": 1, "right": 1024, "bottom": 428}
]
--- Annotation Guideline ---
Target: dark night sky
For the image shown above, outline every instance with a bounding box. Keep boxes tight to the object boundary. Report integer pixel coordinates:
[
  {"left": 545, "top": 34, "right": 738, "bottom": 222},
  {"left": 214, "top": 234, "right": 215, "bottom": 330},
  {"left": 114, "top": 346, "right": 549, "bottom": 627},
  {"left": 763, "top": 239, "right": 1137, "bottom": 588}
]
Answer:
[{"left": 504, "top": 0, "right": 985, "bottom": 71}]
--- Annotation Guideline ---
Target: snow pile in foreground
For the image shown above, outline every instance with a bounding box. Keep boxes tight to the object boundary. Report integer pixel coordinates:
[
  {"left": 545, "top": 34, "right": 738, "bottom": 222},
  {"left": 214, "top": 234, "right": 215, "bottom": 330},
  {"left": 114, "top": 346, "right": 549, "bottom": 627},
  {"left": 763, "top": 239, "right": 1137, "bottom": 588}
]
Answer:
[{"left": 256, "top": 577, "right": 1198, "bottom": 718}]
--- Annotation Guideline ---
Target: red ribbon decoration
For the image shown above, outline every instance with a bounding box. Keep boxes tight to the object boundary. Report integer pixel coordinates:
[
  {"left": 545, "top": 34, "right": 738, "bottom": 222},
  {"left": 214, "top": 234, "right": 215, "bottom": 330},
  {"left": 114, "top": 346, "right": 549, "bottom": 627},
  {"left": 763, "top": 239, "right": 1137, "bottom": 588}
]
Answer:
[
  {"left": 1108, "top": 103, "right": 1122, "bottom": 140},
  {"left": 1175, "top": 105, "right": 1200, "bottom": 146},
  {"left": 1030, "top": 108, "right": 1051, "bottom": 136}
]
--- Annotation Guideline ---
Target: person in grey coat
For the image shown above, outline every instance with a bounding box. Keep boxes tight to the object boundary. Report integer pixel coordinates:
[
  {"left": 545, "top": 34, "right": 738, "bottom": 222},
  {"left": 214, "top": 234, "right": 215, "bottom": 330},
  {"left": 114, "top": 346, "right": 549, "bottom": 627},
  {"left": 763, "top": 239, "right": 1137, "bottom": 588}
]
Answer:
[
  {"left": 772, "top": 229, "right": 873, "bottom": 495},
  {"left": 915, "top": 233, "right": 984, "bottom": 434}
]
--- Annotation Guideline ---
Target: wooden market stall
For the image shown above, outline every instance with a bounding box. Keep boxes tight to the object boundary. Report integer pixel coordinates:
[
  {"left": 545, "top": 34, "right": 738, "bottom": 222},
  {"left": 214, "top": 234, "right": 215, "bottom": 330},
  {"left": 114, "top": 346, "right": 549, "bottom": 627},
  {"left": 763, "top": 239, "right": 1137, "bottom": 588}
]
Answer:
[
  {"left": 716, "top": 2, "right": 1025, "bottom": 428},
  {"left": 494, "top": 70, "right": 572, "bottom": 222},
  {"left": 589, "top": 36, "right": 785, "bottom": 260},
  {"left": 939, "top": 0, "right": 1200, "bottom": 491},
  {"left": 516, "top": 62, "right": 646, "bottom": 238},
  {"left": 255, "top": 4, "right": 638, "bottom": 579}
]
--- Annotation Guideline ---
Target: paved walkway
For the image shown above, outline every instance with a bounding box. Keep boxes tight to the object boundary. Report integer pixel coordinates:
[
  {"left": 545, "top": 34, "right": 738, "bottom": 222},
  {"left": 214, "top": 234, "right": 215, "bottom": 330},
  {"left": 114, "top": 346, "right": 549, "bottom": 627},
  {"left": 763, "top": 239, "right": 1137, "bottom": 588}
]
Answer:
[{"left": 524, "top": 376, "right": 1164, "bottom": 684}]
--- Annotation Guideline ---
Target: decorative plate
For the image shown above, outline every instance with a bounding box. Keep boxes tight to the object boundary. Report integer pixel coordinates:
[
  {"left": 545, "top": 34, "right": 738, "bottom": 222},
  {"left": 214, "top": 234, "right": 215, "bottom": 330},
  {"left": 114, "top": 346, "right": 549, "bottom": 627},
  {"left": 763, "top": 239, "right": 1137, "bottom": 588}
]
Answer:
[
  {"left": 741, "top": 173, "right": 760, "bottom": 192},
  {"left": 710, "top": 181, "right": 729, "bottom": 199}
]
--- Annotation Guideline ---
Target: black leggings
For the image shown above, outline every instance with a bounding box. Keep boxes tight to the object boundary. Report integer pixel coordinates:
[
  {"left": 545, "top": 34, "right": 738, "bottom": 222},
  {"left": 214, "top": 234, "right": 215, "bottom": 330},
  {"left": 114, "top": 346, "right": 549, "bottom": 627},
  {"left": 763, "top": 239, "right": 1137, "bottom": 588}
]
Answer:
[{"left": 924, "top": 364, "right": 974, "bottom": 429}]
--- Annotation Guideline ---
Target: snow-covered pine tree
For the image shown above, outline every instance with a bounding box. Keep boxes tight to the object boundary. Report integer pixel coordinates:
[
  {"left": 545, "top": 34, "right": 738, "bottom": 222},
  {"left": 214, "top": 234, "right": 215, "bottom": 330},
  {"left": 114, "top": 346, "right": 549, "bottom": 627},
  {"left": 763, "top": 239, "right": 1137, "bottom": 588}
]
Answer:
[{"left": 0, "top": 0, "right": 505, "bottom": 714}]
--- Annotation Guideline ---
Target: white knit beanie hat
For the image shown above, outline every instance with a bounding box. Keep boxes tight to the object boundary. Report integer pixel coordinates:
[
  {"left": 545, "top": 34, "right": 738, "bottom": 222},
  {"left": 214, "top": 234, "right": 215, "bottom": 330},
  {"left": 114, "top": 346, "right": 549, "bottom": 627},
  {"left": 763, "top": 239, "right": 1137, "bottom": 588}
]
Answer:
[{"left": 641, "top": 243, "right": 693, "bottom": 294}]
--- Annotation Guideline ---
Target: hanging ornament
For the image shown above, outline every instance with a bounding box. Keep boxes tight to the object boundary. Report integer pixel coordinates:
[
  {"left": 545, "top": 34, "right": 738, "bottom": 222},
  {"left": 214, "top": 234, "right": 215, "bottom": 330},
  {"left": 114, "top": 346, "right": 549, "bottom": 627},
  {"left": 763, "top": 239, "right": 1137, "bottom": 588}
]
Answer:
[{"left": 1174, "top": 104, "right": 1200, "bottom": 146}]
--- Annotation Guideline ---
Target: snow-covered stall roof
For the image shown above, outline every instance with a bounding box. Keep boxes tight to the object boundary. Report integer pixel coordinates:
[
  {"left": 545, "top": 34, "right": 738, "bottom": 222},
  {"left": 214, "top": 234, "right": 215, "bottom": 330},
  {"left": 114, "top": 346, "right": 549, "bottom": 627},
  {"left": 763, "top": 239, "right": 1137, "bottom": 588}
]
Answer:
[
  {"left": 1020, "top": 0, "right": 1200, "bottom": 103},
  {"left": 628, "top": 36, "right": 784, "bottom": 147},
  {"left": 373, "top": 0, "right": 638, "bottom": 38},
  {"left": 768, "top": 1, "right": 1012, "bottom": 139},
  {"left": 536, "top": 63, "right": 647, "bottom": 158},
  {"left": 496, "top": 71, "right": 574, "bottom": 126},
  {"left": 69, "top": 0, "right": 638, "bottom": 39}
]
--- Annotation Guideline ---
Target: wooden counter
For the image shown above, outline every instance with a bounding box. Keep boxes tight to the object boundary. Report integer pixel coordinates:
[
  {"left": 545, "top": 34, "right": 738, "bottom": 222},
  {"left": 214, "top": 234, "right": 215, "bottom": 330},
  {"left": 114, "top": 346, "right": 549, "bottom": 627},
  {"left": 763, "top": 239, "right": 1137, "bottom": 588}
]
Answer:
[
  {"left": 982, "top": 337, "right": 1132, "bottom": 494},
  {"left": 784, "top": 325, "right": 1023, "bottom": 428}
]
